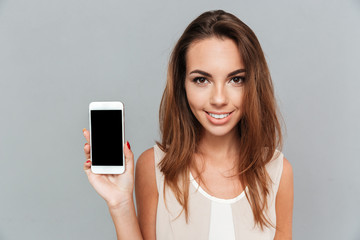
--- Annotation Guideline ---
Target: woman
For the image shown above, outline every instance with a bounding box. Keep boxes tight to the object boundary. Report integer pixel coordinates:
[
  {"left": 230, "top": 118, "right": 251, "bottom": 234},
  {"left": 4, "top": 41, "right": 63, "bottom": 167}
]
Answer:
[{"left": 83, "top": 10, "right": 293, "bottom": 240}]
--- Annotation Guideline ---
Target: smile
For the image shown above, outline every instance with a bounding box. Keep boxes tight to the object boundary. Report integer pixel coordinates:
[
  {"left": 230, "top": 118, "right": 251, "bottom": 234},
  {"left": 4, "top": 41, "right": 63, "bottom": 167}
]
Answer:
[
  {"left": 205, "top": 111, "right": 234, "bottom": 125},
  {"left": 207, "top": 112, "right": 231, "bottom": 119}
]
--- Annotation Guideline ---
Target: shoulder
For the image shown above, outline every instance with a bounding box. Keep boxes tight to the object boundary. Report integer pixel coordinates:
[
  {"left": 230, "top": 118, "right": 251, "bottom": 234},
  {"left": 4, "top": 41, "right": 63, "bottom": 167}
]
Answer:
[
  {"left": 266, "top": 150, "right": 293, "bottom": 192},
  {"left": 281, "top": 157, "right": 293, "bottom": 184},
  {"left": 265, "top": 149, "right": 285, "bottom": 184},
  {"left": 276, "top": 156, "right": 294, "bottom": 203},
  {"left": 278, "top": 156, "right": 293, "bottom": 193},
  {"left": 135, "top": 147, "right": 156, "bottom": 187},
  {"left": 265, "top": 150, "right": 293, "bottom": 197},
  {"left": 137, "top": 147, "right": 155, "bottom": 168}
]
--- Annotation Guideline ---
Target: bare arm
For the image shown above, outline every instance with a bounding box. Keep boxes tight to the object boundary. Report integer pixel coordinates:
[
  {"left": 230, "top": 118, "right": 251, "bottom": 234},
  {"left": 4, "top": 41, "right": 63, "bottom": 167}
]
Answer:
[
  {"left": 274, "top": 157, "right": 294, "bottom": 240},
  {"left": 82, "top": 129, "right": 142, "bottom": 240},
  {"left": 107, "top": 141, "right": 143, "bottom": 240},
  {"left": 135, "top": 148, "right": 158, "bottom": 239},
  {"left": 108, "top": 198, "right": 143, "bottom": 240}
]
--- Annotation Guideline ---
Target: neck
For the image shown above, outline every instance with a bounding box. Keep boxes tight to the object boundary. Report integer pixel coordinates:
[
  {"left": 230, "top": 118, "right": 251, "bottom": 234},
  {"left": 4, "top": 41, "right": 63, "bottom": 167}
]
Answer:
[{"left": 196, "top": 129, "right": 241, "bottom": 168}]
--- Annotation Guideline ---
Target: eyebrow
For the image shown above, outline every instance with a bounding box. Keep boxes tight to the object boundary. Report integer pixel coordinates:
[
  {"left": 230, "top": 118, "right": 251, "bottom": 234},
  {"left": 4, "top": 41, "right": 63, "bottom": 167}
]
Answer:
[{"left": 189, "top": 69, "right": 246, "bottom": 78}]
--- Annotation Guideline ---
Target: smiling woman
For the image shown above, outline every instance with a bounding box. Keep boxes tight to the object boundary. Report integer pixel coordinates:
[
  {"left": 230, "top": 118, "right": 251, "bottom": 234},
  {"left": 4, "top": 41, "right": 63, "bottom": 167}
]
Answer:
[
  {"left": 83, "top": 9, "right": 293, "bottom": 240},
  {"left": 185, "top": 37, "right": 245, "bottom": 137}
]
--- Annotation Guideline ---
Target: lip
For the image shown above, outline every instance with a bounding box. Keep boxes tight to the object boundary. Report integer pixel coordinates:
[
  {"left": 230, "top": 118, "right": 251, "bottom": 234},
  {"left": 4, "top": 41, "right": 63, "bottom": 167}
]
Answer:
[{"left": 205, "top": 111, "right": 233, "bottom": 125}]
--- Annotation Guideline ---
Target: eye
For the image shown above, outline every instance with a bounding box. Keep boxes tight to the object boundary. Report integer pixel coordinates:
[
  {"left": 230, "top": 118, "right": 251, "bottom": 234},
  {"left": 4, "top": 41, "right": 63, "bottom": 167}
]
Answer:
[
  {"left": 229, "top": 76, "right": 245, "bottom": 85},
  {"left": 192, "top": 77, "right": 209, "bottom": 85}
]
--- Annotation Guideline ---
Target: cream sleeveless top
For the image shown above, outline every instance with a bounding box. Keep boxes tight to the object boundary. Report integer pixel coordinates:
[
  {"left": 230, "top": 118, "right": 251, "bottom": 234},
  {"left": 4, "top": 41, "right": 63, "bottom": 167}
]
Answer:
[{"left": 154, "top": 145, "right": 284, "bottom": 240}]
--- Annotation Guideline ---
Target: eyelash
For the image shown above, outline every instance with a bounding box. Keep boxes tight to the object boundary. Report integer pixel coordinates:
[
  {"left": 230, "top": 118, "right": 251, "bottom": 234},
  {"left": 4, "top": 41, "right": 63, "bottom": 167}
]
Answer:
[
  {"left": 192, "top": 76, "right": 245, "bottom": 85},
  {"left": 229, "top": 76, "right": 245, "bottom": 84},
  {"left": 192, "top": 77, "right": 208, "bottom": 85}
]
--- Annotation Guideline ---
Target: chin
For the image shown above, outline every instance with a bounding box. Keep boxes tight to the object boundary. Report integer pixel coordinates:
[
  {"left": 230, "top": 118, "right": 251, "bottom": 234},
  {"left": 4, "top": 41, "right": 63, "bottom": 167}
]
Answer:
[{"left": 202, "top": 125, "right": 238, "bottom": 138}]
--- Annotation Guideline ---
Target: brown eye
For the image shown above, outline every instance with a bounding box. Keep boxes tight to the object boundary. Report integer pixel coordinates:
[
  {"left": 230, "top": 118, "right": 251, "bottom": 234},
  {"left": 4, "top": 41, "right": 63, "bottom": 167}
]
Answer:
[
  {"left": 193, "top": 77, "right": 209, "bottom": 85},
  {"left": 229, "top": 76, "right": 245, "bottom": 84}
]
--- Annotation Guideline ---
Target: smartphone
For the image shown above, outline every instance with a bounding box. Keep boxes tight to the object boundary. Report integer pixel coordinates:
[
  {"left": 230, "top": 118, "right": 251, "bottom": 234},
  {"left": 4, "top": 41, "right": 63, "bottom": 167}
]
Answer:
[{"left": 89, "top": 101, "right": 125, "bottom": 174}]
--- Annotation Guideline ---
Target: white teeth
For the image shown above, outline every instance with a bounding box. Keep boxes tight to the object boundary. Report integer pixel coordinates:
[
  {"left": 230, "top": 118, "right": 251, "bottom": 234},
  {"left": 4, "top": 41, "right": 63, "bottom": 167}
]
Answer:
[{"left": 208, "top": 112, "right": 230, "bottom": 119}]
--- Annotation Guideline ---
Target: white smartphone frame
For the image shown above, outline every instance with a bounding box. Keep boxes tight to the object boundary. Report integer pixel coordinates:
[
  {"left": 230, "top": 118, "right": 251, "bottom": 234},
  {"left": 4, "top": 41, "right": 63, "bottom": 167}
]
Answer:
[{"left": 89, "top": 101, "right": 125, "bottom": 174}]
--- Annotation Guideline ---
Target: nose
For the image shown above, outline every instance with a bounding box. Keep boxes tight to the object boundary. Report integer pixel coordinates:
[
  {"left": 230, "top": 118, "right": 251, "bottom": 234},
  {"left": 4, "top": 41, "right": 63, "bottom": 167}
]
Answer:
[{"left": 209, "top": 84, "right": 228, "bottom": 107}]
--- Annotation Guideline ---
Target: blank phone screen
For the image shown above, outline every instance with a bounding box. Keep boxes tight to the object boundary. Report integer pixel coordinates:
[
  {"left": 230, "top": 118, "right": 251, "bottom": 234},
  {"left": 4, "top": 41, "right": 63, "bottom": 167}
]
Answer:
[{"left": 91, "top": 110, "right": 123, "bottom": 166}]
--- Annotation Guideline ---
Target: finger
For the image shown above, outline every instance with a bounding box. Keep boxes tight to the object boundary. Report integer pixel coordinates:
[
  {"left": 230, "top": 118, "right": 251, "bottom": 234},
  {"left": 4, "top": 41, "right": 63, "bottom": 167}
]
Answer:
[
  {"left": 83, "top": 159, "right": 92, "bottom": 176},
  {"left": 83, "top": 128, "right": 90, "bottom": 143},
  {"left": 123, "top": 141, "right": 134, "bottom": 172},
  {"left": 84, "top": 142, "right": 90, "bottom": 160}
]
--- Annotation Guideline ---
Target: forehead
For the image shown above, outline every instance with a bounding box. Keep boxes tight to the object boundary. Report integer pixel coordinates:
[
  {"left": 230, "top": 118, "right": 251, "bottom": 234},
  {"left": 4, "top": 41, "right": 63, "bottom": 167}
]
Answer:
[{"left": 186, "top": 37, "right": 244, "bottom": 73}]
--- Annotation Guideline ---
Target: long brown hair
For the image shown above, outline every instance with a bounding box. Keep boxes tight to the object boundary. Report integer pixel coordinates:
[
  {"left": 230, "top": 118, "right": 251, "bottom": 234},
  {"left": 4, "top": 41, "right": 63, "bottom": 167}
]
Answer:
[{"left": 157, "top": 10, "right": 282, "bottom": 230}]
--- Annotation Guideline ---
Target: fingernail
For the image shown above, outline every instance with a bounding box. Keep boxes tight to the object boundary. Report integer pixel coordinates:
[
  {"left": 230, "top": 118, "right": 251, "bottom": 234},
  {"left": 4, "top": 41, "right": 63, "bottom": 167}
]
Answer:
[
  {"left": 83, "top": 128, "right": 86, "bottom": 132},
  {"left": 86, "top": 160, "right": 90, "bottom": 163},
  {"left": 127, "top": 141, "right": 131, "bottom": 150}
]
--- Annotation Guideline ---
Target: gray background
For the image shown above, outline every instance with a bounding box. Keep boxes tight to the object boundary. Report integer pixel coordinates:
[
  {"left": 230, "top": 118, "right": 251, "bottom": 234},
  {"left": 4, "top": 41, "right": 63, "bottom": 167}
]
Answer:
[{"left": 0, "top": 0, "right": 359, "bottom": 239}]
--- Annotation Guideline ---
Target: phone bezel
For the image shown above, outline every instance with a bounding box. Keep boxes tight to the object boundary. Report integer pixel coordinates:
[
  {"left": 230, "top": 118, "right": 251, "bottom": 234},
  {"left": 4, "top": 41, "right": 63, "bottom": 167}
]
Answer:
[{"left": 89, "top": 101, "right": 125, "bottom": 174}]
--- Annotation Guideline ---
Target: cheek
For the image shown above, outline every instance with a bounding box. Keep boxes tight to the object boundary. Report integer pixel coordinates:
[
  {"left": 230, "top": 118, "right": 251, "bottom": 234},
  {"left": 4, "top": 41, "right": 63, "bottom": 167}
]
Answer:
[
  {"left": 185, "top": 84, "right": 206, "bottom": 110},
  {"left": 229, "top": 87, "right": 244, "bottom": 108}
]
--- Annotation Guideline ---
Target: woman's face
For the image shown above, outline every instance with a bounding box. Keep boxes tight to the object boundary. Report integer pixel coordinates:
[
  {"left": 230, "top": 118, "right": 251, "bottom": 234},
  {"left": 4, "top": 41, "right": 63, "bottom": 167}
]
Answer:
[{"left": 185, "top": 37, "right": 245, "bottom": 138}]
